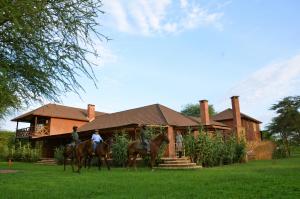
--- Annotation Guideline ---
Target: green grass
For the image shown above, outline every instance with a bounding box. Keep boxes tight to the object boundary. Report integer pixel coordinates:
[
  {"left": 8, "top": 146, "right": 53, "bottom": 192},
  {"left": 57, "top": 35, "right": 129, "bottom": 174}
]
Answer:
[{"left": 1, "top": 156, "right": 300, "bottom": 199}]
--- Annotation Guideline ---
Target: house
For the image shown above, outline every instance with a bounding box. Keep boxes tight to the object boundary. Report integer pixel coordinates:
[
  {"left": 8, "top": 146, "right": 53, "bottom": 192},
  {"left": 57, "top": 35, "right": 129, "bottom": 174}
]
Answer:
[
  {"left": 12, "top": 96, "right": 262, "bottom": 158},
  {"left": 11, "top": 104, "right": 106, "bottom": 156}
]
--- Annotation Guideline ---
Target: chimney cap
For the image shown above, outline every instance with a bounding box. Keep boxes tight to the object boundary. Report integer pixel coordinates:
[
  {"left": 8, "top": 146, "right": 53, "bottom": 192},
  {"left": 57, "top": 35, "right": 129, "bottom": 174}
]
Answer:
[
  {"left": 199, "top": 99, "right": 208, "bottom": 103},
  {"left": 231, "top": 96, "right": 239, "bottom": 99}
]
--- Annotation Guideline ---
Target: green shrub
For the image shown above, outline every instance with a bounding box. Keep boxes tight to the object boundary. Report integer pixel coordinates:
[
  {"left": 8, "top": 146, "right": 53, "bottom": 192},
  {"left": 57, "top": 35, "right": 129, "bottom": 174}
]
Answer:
[
  {"left": 54, "top": 146, "right": 65, "bottom": 165},
  {"left": 223, "top": 136, "right": 236, "bottom": 164},
  {"left": 0, "top": 132, "right": 14, "bottom": 160},
  {"left": 273, "top": 144, "right": 288, "bottom": 159},
  {"left": 211, "top": 133, "right": 226, "bottom": 166},
  {"left": 3, "top": 141, "right": 41, "bottom": 162},
  {"left": 234, "top": 139, "right": 246, "bottom": 163},
  {"left": 111, "top": 131, "right": 129, "bottom": 167},
  {"left": 184, "top": 129, "right": 198, "bottom": 163},
  {"left": 184, "top": 127, "right": 246, "bottom": 167}
]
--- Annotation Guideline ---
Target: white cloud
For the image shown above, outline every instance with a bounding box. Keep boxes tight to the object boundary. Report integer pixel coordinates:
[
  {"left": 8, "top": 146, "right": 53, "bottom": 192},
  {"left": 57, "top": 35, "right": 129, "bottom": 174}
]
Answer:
[
  {"left": 103, "top": 0, "right": 226, "bottom": 35},
  {"left": 180, "top": 0, "right": 188, "bottom": 8},
  {"left": 217, "top": 53, "right": 300, "bottom": 128},
  {"left": 83, "top": 39, "right": 117, "bottom": 68},
  {"left": 104, "top": 0, "right": 132, "bottom": 32}
]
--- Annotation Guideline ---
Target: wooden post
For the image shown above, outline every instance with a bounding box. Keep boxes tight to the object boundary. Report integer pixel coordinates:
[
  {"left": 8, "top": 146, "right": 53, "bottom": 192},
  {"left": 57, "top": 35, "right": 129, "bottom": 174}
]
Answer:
[
  {"left": 16, "top": 121, "right": 19, "bottom": 132},
  {"left": 34, "top": 116, "right": 37, "bottom": 135},
  {"left": 134, "top": 127, "right": 137, "bottom": 140}
]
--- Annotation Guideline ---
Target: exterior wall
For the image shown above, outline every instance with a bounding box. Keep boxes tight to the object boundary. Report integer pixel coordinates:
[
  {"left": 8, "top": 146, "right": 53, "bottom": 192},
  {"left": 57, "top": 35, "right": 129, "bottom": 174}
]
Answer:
[
  {"left": 241, "top": 119, "right": 261, "bottom": 142},
  {"left": 49, "top": 118, "right": 87, "bottom": 135},
  {"left": 215, "top": 119, "right": 261, "bottom": 142}
]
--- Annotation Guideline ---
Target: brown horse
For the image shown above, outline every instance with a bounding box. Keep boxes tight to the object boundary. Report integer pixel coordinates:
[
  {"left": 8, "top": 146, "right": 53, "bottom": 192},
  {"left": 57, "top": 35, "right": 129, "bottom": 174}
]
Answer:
[
  {"left": 63, "top": 145, "right": 75, "bottom": 172},
  {"left": 86, "top": 141, "right": 111, "bottom": 170},
  {"left": 127, "top": 132, "right": 169, "bottom": 170},
  {"left": 75, "top": 139, "right": 93, "bottom": 173}
]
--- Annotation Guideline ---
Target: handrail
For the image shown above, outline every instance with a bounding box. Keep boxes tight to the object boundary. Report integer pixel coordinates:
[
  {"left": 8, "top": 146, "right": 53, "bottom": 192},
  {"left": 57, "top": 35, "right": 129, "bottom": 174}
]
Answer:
[{"left": 16, "top": 125, "right": 50, "bottom": 138}]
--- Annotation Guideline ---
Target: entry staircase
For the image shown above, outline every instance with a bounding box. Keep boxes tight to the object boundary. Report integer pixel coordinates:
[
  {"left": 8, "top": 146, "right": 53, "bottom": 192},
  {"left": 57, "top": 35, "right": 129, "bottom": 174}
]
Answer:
[
  {"left": 35, "top": 158, "right": 57, "bottom": 165},
  {"left": 156, "top": 157, "right": 202, "bottom": 170}
]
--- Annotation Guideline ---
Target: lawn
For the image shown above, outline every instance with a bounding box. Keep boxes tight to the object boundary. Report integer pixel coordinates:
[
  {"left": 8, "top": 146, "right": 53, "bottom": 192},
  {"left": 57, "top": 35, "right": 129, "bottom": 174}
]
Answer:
[{"left": 0, "top": 156, "right": 300, "bottom": 199}]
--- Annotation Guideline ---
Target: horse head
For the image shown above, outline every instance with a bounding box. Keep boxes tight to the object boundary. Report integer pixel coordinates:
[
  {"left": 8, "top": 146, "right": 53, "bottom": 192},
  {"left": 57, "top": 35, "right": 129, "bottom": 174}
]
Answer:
[
  {"left": 162, "top": 132, "right": 169, "bottom": 144},
  {"left": 86, "top": 139, "right": 94, "bottom": 155}
]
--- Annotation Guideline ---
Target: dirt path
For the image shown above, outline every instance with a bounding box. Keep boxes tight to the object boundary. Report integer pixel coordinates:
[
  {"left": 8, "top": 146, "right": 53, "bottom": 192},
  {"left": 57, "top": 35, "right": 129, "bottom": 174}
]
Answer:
[{"left": 0, "top": 170, "right": 19, "bottom": 174}]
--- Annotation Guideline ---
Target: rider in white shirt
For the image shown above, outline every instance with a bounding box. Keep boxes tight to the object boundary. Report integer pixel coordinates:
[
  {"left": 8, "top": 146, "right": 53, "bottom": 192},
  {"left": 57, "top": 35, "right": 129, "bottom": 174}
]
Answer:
[{"left": 91, "top": 130, "right": 103, "bottom": 153}]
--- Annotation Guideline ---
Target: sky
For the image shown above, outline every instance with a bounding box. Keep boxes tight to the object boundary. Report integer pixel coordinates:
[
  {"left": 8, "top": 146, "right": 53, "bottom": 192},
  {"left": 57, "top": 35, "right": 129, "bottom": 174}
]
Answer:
[{"left": 2, "top": 0, "right": 300, "bottom": 131}]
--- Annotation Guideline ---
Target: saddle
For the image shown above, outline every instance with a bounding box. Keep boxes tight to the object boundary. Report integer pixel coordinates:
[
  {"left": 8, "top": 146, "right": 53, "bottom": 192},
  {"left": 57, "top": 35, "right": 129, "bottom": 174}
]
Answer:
[{"left": 137, "top": 140, "right": 150, "bottom": 152}]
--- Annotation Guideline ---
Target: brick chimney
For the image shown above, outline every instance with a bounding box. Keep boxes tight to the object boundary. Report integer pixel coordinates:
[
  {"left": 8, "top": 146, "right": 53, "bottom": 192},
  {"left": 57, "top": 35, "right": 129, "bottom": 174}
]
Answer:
[
  {"left": 200, "top": 100, "right": 210, "bottom": 125},
  {"left": 87, "top": 104, "right": 95, "bottom": 122},
  {"left": 231, "top": 96, "right": 245, "bottom": 140}
]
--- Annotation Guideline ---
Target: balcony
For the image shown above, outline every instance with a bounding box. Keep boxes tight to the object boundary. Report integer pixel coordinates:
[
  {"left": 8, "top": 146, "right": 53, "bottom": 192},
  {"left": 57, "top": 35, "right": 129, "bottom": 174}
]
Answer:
[{"left": 16, "top": 125, "right": 50, "bottom": 138}]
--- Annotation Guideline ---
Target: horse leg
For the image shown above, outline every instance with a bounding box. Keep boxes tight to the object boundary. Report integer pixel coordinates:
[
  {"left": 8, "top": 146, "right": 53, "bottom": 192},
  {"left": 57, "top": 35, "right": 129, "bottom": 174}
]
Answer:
[
  {"left": 104, "top": 155, "right": 110, "bottom": 170},
  {"left": 77, "top": 156, "right": 82, "bottom": 173},
  {"left": 87, "top": 156, "right": 92, "bottom": 169},
  {"left": 150, "top": 154, "right": 155, "bottom": 171},
  {"left": 71, "top": 157, "right": 74, "bottom": 172},
  {"left": 63, "top": 154, "right": 66, "bottom": 171},
  {"left": 127, "top": 153, "right": 132, "bottom": 169},
  {"left": 133, "top": 154, "right": 138, "bottom": 171},
  {"left": 98, "top": 155, "right": 102, "bottom": 170}
]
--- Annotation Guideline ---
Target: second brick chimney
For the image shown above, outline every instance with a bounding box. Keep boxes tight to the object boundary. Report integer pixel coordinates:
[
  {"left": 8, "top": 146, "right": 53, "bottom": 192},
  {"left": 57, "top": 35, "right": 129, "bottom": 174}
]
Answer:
[
  {"left": 87, "top": 104, "right": 95, "bottom": 122},
  {"left": 200, "top": 100, "right": 210, "bottom": 125},
  {"left": 231, "top": 96, "right": 245, "bottom": 140},
  {"left": 231, "top": 96, "right": 242, "bottom": 128}
]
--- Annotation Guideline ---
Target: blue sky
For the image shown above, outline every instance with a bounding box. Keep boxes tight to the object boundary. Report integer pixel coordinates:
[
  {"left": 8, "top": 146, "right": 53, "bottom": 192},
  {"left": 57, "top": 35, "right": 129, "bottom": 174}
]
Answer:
[{"left": 2, "top": 0, "right": 300, "bottom": 130}]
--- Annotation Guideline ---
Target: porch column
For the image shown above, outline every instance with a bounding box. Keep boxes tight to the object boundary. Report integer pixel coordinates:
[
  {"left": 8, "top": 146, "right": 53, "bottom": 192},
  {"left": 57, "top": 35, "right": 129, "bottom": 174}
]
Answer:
[
  {"left": 193, "top": 130, "right": 199, "bottom": 139},
  {"left": 16, "top": 121, "right": 19, "bottom": 132},
  {"left": 166, "top": 125, "right": 175, "bottom": 157},
  {"left": 34, "top": 116, "right": 37, "bottom": 133},
  {"left": 134, "top": 127, "right": 137, "bottom": 140}
]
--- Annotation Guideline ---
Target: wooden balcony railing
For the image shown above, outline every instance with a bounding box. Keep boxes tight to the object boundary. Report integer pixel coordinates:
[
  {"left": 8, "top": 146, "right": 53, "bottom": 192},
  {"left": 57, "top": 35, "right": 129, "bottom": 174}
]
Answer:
[{"left": 16, "top": 125, "right": 50, "bottom": 138}]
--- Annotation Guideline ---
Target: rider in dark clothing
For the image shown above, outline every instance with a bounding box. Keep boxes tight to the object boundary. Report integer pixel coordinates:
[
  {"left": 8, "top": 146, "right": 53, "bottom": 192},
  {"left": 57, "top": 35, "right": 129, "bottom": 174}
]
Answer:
[
  {"left": 140, "top": 124, "right": 150, "bottom": 154},
  {"left": 71, "top": 126, "right": 80, "bottom": 146}
]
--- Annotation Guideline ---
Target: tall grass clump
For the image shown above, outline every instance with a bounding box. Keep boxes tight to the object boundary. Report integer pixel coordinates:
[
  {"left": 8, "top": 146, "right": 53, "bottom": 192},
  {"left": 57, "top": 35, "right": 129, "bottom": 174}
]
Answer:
[
  {"left": 3, "top": 140, "right": 42, "bottom": 162},
  {"left": 184, "top": 127, "right": 246, "bottom": 167},
  {"left": 111, "top": 130, "right": 129, "bottom": 167},
  {"left": 54, "top": 146, "right": 65, "bottom": 165}
]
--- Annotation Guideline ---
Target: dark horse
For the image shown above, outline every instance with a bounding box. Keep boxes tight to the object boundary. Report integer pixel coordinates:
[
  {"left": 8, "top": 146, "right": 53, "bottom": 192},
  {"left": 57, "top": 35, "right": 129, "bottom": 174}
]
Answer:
[
  {"left": 75, "top": 139, "right": 94, "bottom": 173},
  {"left": 127, "top": 132, "right": 169, "bottom": 170},
  {"left": 86, "top": 140, "right": 111, "bottom": 170}
]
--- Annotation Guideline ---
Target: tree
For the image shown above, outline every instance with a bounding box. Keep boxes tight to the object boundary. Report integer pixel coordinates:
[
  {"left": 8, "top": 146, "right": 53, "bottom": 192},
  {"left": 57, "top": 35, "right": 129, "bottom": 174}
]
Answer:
[
  {"left": 267, "top": 96, "right": 300, "bottom": 156},
  {"left": 0, "top": 0, "right": 106, "bottom": 118},
  {"left": 181, "top": 103, "right": 217, "bottom": 117}
]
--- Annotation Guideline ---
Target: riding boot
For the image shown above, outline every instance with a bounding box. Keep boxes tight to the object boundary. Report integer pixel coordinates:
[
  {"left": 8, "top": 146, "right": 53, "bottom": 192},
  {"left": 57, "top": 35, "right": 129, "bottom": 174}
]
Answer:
[{"left": 179, "top": 151, "right": 182, "bottom": 158}]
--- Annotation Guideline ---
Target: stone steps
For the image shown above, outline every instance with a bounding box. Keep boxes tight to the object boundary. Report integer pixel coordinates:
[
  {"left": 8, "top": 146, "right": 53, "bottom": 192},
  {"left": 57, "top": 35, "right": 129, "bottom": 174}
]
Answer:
[
  {"left": 163, "top": 160, "right": 192, "bottom": 164},
  {"left": 161, "top": 157, "right": 190, "bottom": 161},
  {"left": 159, "top": 163, "right": 197, "bottom": 167},
  {"left": 155, "top": 165, "right": 202, "bottom": 170},
  {"left": 35, "top": 158, "right": 57, "bottom": 165},
  {"left": 157, "top": 157, "right": 202, "bottom": 170}
]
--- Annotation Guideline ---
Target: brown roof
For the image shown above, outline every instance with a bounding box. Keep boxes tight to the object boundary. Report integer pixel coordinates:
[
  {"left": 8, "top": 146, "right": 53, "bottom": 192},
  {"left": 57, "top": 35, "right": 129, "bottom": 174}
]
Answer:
[
  {"left": 212, "top": 108, "right": 262, "bottom": 123},
  {"left": 78, "top": 104, "right": 200, "bottom": 132},
  {"left": 11, "top": 104, "right": 106, "bottom": 122},
  {"left": 188, "top": 116, "right": 229, "bottom": 127}
]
